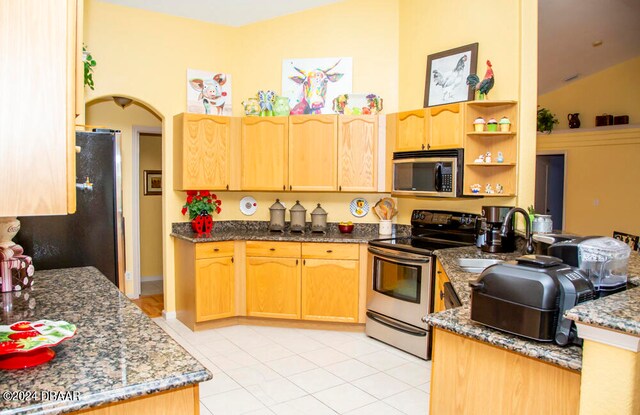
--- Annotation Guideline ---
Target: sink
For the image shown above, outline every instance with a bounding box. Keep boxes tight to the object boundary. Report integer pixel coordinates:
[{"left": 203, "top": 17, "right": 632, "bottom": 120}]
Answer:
[{"left": 456, "top": 258, "right": 503, "bottom": 273}]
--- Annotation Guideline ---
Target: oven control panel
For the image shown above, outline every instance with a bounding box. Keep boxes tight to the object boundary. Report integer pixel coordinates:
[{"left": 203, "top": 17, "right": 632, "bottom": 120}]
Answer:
[{"left": 411, "top": 210, "right": 479, "bottom": 228}]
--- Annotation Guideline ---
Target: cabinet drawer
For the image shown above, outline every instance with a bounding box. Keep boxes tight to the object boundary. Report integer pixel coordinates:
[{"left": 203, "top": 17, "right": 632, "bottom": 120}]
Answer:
[
  {"left": 195, "top": 241, "right": 234, "bottom": 259},
  {"left": 301, "top": 243, "right": 359, "bottom": 260},
  {"left": 246, "top": 241, "right": 301, "bottom": 258}
]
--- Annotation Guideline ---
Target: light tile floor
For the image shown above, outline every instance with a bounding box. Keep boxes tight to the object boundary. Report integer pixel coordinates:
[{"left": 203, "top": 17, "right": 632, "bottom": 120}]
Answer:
[{"left": 152, "top": 318, "right": 431, "bottom": 415}]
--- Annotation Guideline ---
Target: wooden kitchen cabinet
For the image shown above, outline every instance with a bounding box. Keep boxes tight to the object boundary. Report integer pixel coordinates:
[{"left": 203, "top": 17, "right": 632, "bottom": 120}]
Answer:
[
  {"left": 174, "top": 239, "right": 235, "bottom": 329},
  {"left": 241, "top": 116, "right": 288, "bottom": 191},
  {"left": 0, "top": 0, "right": 80, "bottom": 216},
  {"left": 394, "top": 109, "right": 428, "bottom": 151},
  {"left": 246, "top": 241, "right": 301, "bottom": 319},
  {"left": 428, "top": 103, "right": 464, "bottom": 149},
  {"left": 433, "top": 259, "right": 450, "bottom": 313},
  {"left": 463, "top": 101, "right": 518, "bottom": 196},
  {"left": 337, "top": 115, "right": 378, "bottom": 192},
  {"left": 288, "top": 115, "right": 338, "bottom": 191},
  {"left": 173, "top": 113, "right": 232, "bottom": 191}
]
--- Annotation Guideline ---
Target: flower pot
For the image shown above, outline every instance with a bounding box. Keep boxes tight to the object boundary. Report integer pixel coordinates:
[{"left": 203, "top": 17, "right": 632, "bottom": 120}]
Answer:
[{"left": 191, "top": 213, "right": 213, "bottom": 235}]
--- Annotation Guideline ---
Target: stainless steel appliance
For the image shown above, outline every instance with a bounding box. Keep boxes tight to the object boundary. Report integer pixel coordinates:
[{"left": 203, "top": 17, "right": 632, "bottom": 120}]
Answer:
[
  {"left": 392, "top": 149, "right": 464, "bottom": 197},
  {"left": 367, "top": 209, "right": 480, "bottom": 359},
  {"left": 470, "top": 255, "right": 595, "bottom": 346},
  {"left": 479, "top": 205, "right": 516, "bottom": 253},
  {"left": 15, "top": 130, "right": 125, "bottom": 287}
]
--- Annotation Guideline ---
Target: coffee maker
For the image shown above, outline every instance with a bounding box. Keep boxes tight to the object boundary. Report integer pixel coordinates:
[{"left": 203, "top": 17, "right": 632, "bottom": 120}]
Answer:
[{"left": 479, "top": 206, "right": 516, "bottom": 253}]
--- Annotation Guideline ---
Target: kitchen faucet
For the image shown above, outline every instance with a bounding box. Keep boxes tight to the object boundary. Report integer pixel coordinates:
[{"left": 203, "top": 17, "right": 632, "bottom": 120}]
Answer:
[{"left": 500, "top": 207, "right": 534, "bottom": 254}]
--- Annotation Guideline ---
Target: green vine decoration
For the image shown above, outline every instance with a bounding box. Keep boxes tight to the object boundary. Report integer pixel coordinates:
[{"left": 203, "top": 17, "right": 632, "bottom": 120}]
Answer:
[{"left": 83, "top": 45, "right": 97, "bottom": 90}]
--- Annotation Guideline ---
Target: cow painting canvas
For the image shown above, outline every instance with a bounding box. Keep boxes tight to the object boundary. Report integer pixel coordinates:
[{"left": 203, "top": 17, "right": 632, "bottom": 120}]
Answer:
[
  {"left": 187, "top": 68, "right": 232, "bottom": 116},
  {"left": 282, "top": 58, "right": 352, "bottom": 115}
]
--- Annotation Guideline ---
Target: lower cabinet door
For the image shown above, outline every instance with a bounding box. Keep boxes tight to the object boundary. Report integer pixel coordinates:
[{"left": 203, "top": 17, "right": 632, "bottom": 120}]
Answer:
[
  {"left": 301, "top": 259, "right": 359, "bottom": 323},
  {"left": 195, "top": 257, "right": 235, "bottom": 322},
  {"left": 246, "top": 257, "right": 301, "bottom": 319}
]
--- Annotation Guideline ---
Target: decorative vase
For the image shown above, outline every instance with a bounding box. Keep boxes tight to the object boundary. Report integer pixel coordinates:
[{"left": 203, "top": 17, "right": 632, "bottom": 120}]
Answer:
[
  {"left": 272, "top": 96, "right": 291, "bottom": 116},
  {"left": 0, "top": 217, "right": 20, "bottom": 249},
  {"left": 568, "top": 113, "right": 580, "bottom": 129},
  {"left": 191, "top": 212, "right": 213, "bottom": 235},
  {"left": 242, "top": 98, "right": 260, "bottom": 116}
]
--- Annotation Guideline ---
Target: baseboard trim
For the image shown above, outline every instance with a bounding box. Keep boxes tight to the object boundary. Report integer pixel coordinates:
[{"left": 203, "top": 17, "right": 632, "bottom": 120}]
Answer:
[
  {"left": 141, "top": 275, "right": 164, "bottom": 282},
  {"left": 162, "top": 310, "right": 177, "bottom": 320}
]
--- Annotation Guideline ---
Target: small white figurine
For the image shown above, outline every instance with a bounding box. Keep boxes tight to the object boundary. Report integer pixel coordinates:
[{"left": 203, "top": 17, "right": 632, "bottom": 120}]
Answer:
[
  {"left": 485, "top": 151, "right": 492, "bottom": 163},
  {"left": 496, "top": 151, "right": 504, "bottom": 163},
  {"left": 474, "top": 154, "right": 485, "bottom": 163},
  {"left": 470, "top": 184, "right": 481, "bottom": 194},
  {"left": 495, "top": 183, "right": 504, "bottom": 194},
  {"left": 485, "top": 183, "right": 495, "bottom": 194}
]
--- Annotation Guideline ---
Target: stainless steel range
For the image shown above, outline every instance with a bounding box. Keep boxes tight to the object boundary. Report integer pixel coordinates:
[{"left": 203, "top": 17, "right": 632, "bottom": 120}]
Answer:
[{"left": 366, "top": 209, "right": 480, "bottom": 359}]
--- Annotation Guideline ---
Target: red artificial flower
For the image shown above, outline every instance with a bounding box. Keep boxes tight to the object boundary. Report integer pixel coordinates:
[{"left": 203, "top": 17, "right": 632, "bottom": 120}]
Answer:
[
  {"left": 216, "top": 200, "right": 222, "bottom": 205},
  {"left": 186, "top": 190, "right": 197, "bottom": 196},
  {"left": 187, "top": 195, "right": 194, "bottom": 204},
  {"left": 211, "top": 194, "right": 217, "bottom": 200},
  {"left": 200, "top": 190, "right": 210, "bottom": 196},
  {"left": 196, "top": 196, "right": 202, "bottom": 200},
  {"left": 216, "top": 207, "right": 221, "bottom": 214},
  {"left": 181, "top": 207, "right": 187, "bottom": 215}
]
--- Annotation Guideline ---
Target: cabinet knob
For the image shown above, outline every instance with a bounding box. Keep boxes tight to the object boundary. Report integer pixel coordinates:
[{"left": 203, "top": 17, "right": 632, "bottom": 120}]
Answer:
[
  {"left": 270, "top": 248, "right": 276, "bottom": 251},
  {"left": 283, "top": 185, "right": 286, "bottom": 191},
  {"left": 421, "top": 144, "right": 425, "bottom": 150},
  {"left": 439, "top": 290, "right": 444, "bottom": 300},
  {"left": 437, "top": 270, "right": 442, "bottom": 274},
  {"left": 326, "top": 250, "right": 333, "bottom": 253},
  {"left": 213, "top": 248, "right": 219, "bottom": 252},
  {"left": 296, "top": 259, "right": 299, "bottom": 265},
  {"left": 339, "top": 186, "right": 342, "bottom": 191},
  {"left": 289, "top": 185, "right": 292, "bottom": 190},
  {"left": 226, "top": 184, "right": 229, "bottom": 190},
  {"left": 231, "top": 257, "right": 234, "bottom": 263},
  {"left": 303, "top": 259, "right": 306, "bottom": 265},
  {"left": 427, "top": 143, "right": 431, "bottom": 150}
]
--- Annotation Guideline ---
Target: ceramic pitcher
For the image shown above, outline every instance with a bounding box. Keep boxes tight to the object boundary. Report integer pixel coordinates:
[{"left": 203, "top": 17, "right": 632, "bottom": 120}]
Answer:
[
  {"left": 273, "top": 96, "right": 291, "bottom": 116},
  {"left": 568, "top": 113, "right": 580, "bottom": 129}
]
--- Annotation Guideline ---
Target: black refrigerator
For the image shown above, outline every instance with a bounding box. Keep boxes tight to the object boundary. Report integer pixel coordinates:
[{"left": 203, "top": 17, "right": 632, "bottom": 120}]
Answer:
[{"left": 15, "top": 130, "right": 125, "bottom": 287}]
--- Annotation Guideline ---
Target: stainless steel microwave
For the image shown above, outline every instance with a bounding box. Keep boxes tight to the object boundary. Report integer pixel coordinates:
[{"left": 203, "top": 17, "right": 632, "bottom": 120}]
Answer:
[{"left": 392, "top": 149, "right": 464, "bottom": 197}]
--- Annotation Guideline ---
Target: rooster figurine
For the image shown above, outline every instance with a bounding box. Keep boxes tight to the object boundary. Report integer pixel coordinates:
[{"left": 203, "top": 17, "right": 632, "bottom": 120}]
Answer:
[{"left": 467, "top": 60, "right": 495, "bottom": 100}]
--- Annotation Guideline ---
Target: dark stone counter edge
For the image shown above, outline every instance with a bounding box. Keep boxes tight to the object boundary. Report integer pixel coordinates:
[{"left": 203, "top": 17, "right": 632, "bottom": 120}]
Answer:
[
  {"left": 6, "top": 370, "right": 212, "bottom": 415},
  {"left": 170, "top": 232, "right": 375, "bottom": 244}
]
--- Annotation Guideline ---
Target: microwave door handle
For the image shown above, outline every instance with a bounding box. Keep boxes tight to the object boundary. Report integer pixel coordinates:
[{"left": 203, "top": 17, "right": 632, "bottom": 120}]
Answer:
[{"left": 434, "top": 163, "right": 443, "bottom": 192}]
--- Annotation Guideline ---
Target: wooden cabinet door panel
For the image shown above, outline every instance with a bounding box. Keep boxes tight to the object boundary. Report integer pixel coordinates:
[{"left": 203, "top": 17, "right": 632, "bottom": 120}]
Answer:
[
  {"left": 338, "top": 116, "right": 377, "bottom": 192},
  {"left": 429, "top": 103, "right": 464, "bottom": 149},
  {"left": 301, "top": 259, "right": 358, "bottom": 323},
  {"left": 246, "top": 257, "right": 300, "bottom": 319},
  {"left": 176, "top": 114, "right": 230, "bottom": 190},
  {"left": 288, "top": 115, "right": 337, "bottom": 191},
  {"left": 395, "top": 109, "right": 427, "bottom": 152},
  {"left": 195, "top": 257, "right": 235, "bottom": 322},
  {"left": 0, "top": 0, "right": 77, "bottom": 216},
  {"left": 241, "top": 117, "right": 288, "bottom": 190}
]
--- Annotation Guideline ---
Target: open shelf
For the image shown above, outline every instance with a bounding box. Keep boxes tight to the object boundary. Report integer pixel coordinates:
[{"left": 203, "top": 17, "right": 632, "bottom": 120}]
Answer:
[
  {"left": 466, "top": 163, "right": 516, "bottom": 166},
  {"left": 465, "top": 193, "right": 516, "bottom": 197},
  {"left": 467, "top": 132, "right": 516, "bottom": 137}
]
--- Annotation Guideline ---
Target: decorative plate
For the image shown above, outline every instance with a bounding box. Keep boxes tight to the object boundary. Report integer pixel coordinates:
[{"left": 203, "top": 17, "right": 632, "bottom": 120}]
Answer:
[
  {"left": 239, "top": 196, "right": 257, "bottom": 216},
  {"left": 332, "top": 93, "right": 383, "bottom": 115},
  {"left": 0, "top": 320, "right": 77, "bottom": 369},
  {"left": 350, "top": 198, "right": 369, "bottom": 218}
]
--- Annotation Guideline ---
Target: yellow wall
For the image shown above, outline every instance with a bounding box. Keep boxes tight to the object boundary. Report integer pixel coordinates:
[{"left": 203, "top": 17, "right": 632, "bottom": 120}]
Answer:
[
  {"left": 537, "top": 128, "right": 640, "bottom": 237},
  {"left": 395, "top": 0, "right": 537, "bottom": 223},
  {"left": 538, "top": 56, "right": 640, "bottom": 130},
  {"left": 139, "top": 133, "right": 163, "bottom": 279},
  {"left": 85, "top": 99, "right": 162, "bottom": 293},
  {"left": 84, "top": 0, "right": 537, "bottom": 310}
]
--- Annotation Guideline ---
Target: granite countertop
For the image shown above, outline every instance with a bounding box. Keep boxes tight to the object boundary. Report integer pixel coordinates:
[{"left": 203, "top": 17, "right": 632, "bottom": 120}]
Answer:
[
  {"left": 565, "top": 251, "right": 640, "bottom": 336},
  {"left": 0, "top": 267, "right": 211, "bottom": 415},
  {"left": 425, "top": 247, "right": 640, "bottom": 371},
  {"left": 171, "top": 221, "right": 410, "bottom": 244},
  {"left": 426, "top": 245, "right": 583, "bottom": 371}
]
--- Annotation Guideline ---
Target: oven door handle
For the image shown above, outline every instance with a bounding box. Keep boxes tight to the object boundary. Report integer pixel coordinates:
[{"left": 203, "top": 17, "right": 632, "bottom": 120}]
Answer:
[
  {"left": 367, "top": 246, "right": 431, "bottom": 263},
  {"left": 366, "top": 311, "right": 427, "bottom": 337}
]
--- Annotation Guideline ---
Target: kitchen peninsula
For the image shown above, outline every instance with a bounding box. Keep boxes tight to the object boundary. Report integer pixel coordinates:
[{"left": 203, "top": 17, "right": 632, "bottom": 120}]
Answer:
[
  {"left": 425, "top": 247, "right": 640, "bottom": 415},
  {"left": 0, "top": 267, "right": 211, "bottom": 415}
]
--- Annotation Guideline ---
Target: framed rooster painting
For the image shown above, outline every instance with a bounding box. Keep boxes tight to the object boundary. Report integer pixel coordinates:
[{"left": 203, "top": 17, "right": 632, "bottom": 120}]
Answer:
[{"left": 424, "top": 43, "right": 478, "bottom": 107}]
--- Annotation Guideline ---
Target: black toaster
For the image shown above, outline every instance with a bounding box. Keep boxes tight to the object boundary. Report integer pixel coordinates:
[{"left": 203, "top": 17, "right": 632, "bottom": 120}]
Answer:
[{"left": 469, "top": 255, "right": 595, "bottom": 346}]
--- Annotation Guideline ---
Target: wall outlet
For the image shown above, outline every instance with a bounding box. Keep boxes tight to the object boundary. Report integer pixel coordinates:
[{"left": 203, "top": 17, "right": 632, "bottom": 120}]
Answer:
[{"left": 125, "top": 271, "right": 132, "bottom": 281}]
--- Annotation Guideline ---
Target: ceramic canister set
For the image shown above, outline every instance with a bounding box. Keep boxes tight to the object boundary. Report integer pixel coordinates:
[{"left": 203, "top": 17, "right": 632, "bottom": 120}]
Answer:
[{"left": 268, "top": 200, "right": 328, "bottom": 233}]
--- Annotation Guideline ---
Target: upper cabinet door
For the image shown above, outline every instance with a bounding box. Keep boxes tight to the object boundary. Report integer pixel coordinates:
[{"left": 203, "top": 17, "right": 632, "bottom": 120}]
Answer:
[
  {"left": 288, "top": 115, "right": 337, "bottom": 191},
  {"left": 338, "top": 115, "right": 378, "bottom": 192},
  {"left": 241, "top": 117, "right": 288, "bottom": 191},
  {"left": 395, "top": 109, "right": 428, "bottom": 152},
  {"left": 0, "top": 0, "right": 79, "bottom": 216},
  {"left": 174, "top": 113, "right": 230, "bottom": 190},
  {"left": 428, "top": 103, "right": 464, "bottom": 150}
]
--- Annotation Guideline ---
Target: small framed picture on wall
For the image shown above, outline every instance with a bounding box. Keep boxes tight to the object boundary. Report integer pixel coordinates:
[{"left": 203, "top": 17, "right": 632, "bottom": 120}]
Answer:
[
  {"left": 144, "top": 170, "right": 162, "bottom": 196},
  {"left": 424, "top": 43, "right": 478, "bottom": 107}
]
